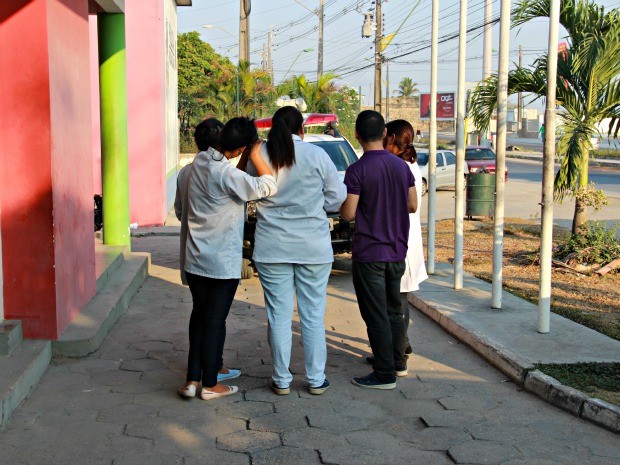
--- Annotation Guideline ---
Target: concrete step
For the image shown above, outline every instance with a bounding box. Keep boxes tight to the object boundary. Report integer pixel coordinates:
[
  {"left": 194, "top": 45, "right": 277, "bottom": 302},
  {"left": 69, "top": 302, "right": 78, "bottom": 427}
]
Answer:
[
  {"left": 52, "top": 252, "right": 150, "bottom": 357},
  {"left": 0, "top": 320, "right": 23, "bottom": 355},
  {"left": 95, "top": 244, "right": 127, "bottom": 292},
  {"left": 0, "top": 340, "right": 51, "bottom": 427}
]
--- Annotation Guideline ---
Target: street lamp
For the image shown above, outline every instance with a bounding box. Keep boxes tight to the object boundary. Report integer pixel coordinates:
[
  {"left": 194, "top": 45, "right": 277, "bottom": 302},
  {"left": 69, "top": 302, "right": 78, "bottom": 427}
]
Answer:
[
  {"left": 281, "top": 48, "right": 314, "bottom": 83},
  {"left": 203, "top": 25, "right": 240, "bottom": 116}
]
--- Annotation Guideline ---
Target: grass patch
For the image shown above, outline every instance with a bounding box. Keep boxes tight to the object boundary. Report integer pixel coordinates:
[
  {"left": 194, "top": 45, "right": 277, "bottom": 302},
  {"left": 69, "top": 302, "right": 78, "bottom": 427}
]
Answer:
[
  {"left": 534, "top": 362, "right": 620, "bottom": 406},
  {"left": 591, "top": 148, "right": 620, "bottom": 159}
]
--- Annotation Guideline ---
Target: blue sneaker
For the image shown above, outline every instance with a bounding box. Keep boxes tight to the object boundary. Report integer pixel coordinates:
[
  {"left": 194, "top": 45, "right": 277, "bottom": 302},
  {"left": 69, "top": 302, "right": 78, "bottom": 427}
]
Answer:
[
  {"left": 309, "top": 379, "right": 331, "bottom": 395},
  {"left": 351, "top": 372, "right": 396, "bottom": 390},
  {"left": 217, "top": 369, "right": 241, "bottom": 382}
]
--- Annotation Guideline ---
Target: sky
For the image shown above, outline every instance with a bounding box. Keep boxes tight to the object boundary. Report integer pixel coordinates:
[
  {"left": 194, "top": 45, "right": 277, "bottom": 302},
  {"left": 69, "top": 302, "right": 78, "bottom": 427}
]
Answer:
[{"left": 178, "top": 0, "right": 620, "bottom": 107}]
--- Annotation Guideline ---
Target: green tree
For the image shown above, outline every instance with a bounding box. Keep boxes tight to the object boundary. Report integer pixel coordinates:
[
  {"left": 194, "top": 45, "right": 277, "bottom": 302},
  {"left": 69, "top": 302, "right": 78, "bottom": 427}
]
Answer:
[
  {"left": 395, "top": 77, "right": 419, "bottom": 100},
  {"left": 469, "top": 0, "right": 620, "bottom": 234}
]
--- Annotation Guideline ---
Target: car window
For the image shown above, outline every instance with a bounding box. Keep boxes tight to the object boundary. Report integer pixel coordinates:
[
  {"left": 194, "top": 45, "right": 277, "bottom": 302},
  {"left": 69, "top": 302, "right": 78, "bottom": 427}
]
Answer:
[
  {"left": 437, "top": 154, "right": 445, "bottom": 167},
  {"left": 465, "top": 148, "right": 495, "bottom": 160},
  {"left": 444, "top": 151, "right": 456, "bottom": 165},
  {"left": 417, "top": 152, "right": 429, "bottom": 166},
  {"left": 310, "top": 140, "right": 358, "bottom": 171}
]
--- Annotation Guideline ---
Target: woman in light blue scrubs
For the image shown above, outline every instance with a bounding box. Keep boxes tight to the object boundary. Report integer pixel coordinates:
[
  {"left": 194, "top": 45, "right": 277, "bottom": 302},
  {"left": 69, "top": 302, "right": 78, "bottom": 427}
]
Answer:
[{"left": 252, "top": 107, "right": 347, "bottom": 396}]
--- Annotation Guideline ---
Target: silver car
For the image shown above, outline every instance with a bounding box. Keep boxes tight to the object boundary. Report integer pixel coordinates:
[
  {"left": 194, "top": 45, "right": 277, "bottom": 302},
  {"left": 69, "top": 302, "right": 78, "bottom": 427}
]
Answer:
[{"left": 416, "top": 150, "right": 457, "bottom": 195}]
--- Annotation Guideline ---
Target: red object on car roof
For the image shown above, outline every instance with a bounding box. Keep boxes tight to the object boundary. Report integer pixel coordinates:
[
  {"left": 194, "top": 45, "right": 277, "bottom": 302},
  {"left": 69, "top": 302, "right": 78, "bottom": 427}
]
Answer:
[{"left": 254, "top": 113, "right": 338, "bottom": 129}]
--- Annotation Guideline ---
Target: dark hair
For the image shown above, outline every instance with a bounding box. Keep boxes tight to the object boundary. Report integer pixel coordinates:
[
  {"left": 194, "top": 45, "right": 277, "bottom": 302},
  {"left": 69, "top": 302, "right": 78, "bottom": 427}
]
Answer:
[
  {"left": 355, "top": 110, "right": 385, "bottom": 142},
  {"left": 385, "top": 119, "right": 418, "bottom": 163},
  {"left": 194, "top": 118, "right": 223, "bottom": 151},
  {"left": 220, "top": 117, "right": 259, "bottom": 152},
  {"left": 266, "top": 106, "right": 302, "bottom": 172}
]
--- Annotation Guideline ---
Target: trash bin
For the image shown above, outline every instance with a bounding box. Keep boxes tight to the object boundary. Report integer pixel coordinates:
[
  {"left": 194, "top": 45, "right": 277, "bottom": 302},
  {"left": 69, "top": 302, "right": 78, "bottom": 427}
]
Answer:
[{"left": 466, "top": 173, "right": 495, "bottom": 218}]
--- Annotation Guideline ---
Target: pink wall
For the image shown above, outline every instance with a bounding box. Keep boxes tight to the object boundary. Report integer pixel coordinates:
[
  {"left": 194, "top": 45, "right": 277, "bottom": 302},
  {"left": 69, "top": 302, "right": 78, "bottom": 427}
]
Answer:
[
  {"left": 90, "top": 12, "right": 102, "bottom": 195},
  {"left": 126, "top": 0, "right": 168, "bottom": 226},
  {"left": 0, "top": 0, "right": 96, "bottom": 339}
]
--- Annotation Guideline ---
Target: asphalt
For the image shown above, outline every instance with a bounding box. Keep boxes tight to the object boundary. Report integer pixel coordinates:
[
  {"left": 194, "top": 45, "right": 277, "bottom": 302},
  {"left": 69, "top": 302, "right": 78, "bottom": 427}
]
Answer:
[{"left": 0, "top": 223, "right": 619, "bottom": 464}]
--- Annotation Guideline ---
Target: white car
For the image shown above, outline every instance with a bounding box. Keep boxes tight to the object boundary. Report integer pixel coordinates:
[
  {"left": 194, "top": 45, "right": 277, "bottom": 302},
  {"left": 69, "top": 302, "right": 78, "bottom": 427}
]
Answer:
[
  {"left": 304, "top": 133, "right": 359, "bottom": 181},
  {"left": 416, "top": 150, "right": 457, "bottom": 195}
]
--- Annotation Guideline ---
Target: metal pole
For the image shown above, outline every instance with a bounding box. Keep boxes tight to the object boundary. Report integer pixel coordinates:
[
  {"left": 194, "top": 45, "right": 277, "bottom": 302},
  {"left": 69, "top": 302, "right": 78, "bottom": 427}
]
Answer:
[
  {"left": 538, "top": 0, "right": 560, "bottom": 333},
  {"left": 236, "top": 67, "right": 240, "bottom": 116},
  {"left": 385, "top": 58, "right": 390, "bottom": 122},
  {"left": 98, "top": 13, "right": 130, "bottom": 247},
  {"left": 491, "top": 0, "right": 511, "bottom": 308},
  {"left": 517, "top": 45, "right": 523, "bottom": 136},
  {"left": 427, "top": 0, "right": 439, "bottom": 275},
  {"left": 482, "top": 0, "right": 493, "bottom": 144},
  {"left": 454, "top": 0, "right": 467, "bottom": 289},
  {"left": 358, "top": 86, "right": 362, "bottom": 113},
  {"left": 318, "top": 0, "right": 324, "bottom": 79},
  {"left": 483, "top": 0, "right": 492, "bottom": 79},
  {"left": 374, "top": 0, "right": 382, "bottom": 112}
]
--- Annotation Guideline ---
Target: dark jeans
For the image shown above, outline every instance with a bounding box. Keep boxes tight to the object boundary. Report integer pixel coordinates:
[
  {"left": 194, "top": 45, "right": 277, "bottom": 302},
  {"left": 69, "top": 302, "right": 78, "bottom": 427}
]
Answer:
[
  {"left": 186, "top": 272, "right": 238, "bottom": 387},
  {"left": 352, "top": 261, "right": 407, "bottom": 382}
]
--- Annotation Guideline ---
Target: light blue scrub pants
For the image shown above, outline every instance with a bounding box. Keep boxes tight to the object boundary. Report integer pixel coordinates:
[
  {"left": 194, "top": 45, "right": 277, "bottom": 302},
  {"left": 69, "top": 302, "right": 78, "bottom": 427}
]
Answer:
[{"left": 255, "top": 262, "right": 332, "bottom": 388}]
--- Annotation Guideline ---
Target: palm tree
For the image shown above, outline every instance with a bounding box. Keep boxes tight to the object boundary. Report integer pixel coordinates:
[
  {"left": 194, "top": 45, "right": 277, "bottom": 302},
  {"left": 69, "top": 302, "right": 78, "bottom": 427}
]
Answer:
[
  {"left": 469, "top": 0, "right": 620, "bottom": 234},
  {"left": 395, "top": 77, "right": 419, "bottom": 100}
]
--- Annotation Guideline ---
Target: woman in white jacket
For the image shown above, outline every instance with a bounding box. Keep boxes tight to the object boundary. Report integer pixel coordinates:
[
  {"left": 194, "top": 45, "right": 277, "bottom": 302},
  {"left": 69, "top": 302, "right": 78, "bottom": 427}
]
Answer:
[{"left": 383, "top": 119, "right": 428, "bottom": 355}]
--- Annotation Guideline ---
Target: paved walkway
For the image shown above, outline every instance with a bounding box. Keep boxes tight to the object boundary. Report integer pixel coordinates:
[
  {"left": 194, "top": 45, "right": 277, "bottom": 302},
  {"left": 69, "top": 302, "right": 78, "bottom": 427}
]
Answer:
[{"left": 1, "top": 235, "right": 618, "bottom": 465}]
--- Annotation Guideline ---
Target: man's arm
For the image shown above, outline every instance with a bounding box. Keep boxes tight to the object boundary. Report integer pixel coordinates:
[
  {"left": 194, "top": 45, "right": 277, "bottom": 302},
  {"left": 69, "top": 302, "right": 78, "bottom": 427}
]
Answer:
[
  {"left": 340, "top": 193, "right": 360, "bottom": 221},
  {"left": 408, "top": 186, "right": 418, "bottom": 213}
]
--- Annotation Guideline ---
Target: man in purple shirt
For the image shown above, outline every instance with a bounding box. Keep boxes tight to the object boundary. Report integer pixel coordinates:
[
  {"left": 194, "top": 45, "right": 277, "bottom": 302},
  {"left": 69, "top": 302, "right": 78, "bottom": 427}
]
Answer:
[{"left": 341, "top": 110, "right": 417, "bottom": 389}]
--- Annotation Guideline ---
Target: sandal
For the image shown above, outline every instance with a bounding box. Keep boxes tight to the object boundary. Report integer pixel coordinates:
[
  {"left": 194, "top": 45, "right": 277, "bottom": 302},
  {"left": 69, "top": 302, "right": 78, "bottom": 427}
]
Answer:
[
  {"left": 217, "top": 368, "right": 241, "bottom": 382},
  {"left": 178, "top": 383, "right": 197, "bottom": 398},
  {"left": 199, "top": 385, "right": 239, "bottom": 401}
]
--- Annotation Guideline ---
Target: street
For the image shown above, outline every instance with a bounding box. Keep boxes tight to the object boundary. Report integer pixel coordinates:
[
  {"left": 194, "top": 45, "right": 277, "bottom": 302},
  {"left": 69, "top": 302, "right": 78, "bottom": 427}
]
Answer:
[{"left": 423, "top": 159, "right": 620, "bottom": 230}]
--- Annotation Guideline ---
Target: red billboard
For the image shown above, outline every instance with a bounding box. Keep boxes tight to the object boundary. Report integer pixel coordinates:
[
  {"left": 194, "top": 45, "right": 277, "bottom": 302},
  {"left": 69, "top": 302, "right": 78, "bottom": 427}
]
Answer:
[{"left": 419, "top": 92, "right": 455, "bottom": 120}]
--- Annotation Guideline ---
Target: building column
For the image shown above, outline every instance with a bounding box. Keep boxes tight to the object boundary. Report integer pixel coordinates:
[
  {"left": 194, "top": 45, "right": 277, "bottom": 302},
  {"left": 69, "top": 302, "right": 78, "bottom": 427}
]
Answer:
[{"left": 98, "top": 13, "right": 131, "bottom": 247}]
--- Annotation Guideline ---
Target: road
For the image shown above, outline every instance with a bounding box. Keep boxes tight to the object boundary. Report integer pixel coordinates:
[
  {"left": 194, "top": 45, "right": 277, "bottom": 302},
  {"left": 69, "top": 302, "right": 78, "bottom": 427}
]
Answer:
[{"left": 421, "top": 158, "right": 620, "bottom": 230}]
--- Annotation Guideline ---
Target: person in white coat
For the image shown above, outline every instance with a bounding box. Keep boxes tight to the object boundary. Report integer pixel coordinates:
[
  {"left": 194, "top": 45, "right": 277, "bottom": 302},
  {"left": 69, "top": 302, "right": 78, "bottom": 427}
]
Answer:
[{"left": 384, "top": 119, "right": 428, "bottom": 354}]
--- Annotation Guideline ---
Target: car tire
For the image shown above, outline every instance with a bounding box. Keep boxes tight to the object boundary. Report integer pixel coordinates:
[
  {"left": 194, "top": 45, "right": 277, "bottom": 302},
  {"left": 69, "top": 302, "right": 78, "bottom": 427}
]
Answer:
[
  {"left": 421, "top": 179, "right": 428, "bottom": 196},
  {"left": 241, "top": 259, "right": 253, "bottom": 280}
]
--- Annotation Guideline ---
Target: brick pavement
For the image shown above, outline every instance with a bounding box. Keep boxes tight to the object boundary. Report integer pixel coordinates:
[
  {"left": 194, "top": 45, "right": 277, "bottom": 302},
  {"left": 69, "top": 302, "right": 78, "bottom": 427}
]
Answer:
[{"left": 0, "top": 235, "right": 618, "bottom": 465}]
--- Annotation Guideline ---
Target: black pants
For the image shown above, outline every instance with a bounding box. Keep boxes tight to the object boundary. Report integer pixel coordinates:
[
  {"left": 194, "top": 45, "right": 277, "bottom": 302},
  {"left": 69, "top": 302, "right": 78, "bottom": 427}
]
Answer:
[
  {"left": 352, "top": 261, "right": 407, "bottom": 382},
  {"left": 186, "top": 272, "right": 238, "bottom": 387}
]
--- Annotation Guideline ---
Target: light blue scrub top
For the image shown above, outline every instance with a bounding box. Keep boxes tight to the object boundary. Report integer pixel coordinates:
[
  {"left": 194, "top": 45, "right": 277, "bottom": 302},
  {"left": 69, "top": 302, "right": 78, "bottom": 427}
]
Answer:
[
  {"left": 185, "top": 147, "right": 277, "bottom": 279},
  {"left": 252, "top": 135, "right": 347, "bottom": 264}
]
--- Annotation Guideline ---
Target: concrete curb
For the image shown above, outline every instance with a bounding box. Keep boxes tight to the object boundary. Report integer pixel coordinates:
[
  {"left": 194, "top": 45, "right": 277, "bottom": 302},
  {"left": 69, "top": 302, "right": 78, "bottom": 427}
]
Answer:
[
  {"left": 409, "top": 293, "right": 620, "bottom": 434},
  {"left": 506, "top": 152, "right": 620, "bottom": 168}
]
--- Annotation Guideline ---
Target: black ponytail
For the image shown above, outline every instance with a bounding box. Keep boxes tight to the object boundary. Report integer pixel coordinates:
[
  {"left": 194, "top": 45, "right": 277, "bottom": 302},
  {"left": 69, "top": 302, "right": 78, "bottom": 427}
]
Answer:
[{"left": 266, "top": 106, "right": 302, "bottom": 172}]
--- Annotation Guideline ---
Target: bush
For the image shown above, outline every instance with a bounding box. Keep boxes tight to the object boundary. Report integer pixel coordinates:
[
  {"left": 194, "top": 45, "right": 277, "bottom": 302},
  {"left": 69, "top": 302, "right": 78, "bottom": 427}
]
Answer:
[
  {"left": 180, "top": 133, "right": 196, "bottom": 154},
  {"left": 554, "top": 221, "right": 620, "bottom": 266},
  {"left": 591, "top": 148, "right": 620, "bottom": 159}
]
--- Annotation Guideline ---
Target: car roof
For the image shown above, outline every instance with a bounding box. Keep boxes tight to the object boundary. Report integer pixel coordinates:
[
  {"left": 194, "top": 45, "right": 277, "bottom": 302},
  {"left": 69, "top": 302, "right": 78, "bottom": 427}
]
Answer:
[
  {"left": 466, "top": 145, "right": 493, "bottom": 150},
  {"left": 304, "top": 133, "right": 346, "bottom": 142}
]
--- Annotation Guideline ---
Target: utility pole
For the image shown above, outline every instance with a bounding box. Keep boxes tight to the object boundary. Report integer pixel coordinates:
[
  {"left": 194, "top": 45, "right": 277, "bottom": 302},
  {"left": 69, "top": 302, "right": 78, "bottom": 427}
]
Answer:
[
  {"left": 318, "top": 0, "right": 324, "bottom": 78},
  {"left": 239, "top": 0, "right": 250, "bottom": 63},
  {"left": 374, "top": 0, "right": 382, "bottom": 113},
  {"left": 517, "top": 45, "right": 523, "bottom": 136},
  {"left": 268, "top": 28, "right": 273, "bottom": 82},
  {"left": 358, "top": 86, "right": 362, "bottom": 113},
  {"left": 385, "top": 58, "right": 390, "bottom": 122},
  {"left": 483, "top": 0, "right": 492, "bottom": 79}
]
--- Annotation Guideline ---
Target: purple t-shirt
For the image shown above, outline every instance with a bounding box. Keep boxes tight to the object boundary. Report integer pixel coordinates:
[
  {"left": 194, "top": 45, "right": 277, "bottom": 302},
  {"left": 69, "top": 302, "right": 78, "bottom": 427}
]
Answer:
[{"left": 344, "top": 149, "right": 415, "bottom": 263}]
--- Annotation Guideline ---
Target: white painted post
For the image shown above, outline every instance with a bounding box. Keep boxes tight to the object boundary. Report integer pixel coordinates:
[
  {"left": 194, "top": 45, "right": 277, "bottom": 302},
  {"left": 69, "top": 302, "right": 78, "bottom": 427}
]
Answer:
[
  {"left": 538, "top": 0, "right": 561, "bottom": 333},
  {"left": 491, "top": 0, "right": 511, "bottom": 308},
  {"left": 454, "top": 0, "right": 467, "bottom": 290},
  {"left": 427, "top": 0, "right": 439, "bottom": 275}
]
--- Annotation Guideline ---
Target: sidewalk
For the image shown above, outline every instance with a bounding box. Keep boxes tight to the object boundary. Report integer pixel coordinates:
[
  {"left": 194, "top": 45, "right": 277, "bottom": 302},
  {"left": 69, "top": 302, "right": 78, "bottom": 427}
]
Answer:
[{"left": 0, "top": 232, "right": 618, "bottom": 464}]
